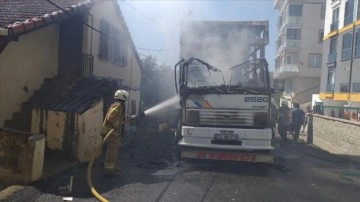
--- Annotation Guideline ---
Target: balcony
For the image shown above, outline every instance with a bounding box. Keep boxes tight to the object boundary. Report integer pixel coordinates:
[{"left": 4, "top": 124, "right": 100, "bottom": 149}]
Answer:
[
  {"left": 328, "top": 53, "right": 337, "bottom": 63},
  {"left": 273, "top": 64, "right": 299, "bottom": 79},
  {"left": 284, "top": 39, "right": 301, "bottom": 49},
  {"left": 280, "top": 17, "right": 303, "bottom": 32},
  {"left": 330, "top": 21, "right": 339, "bottom": 32},
  {"left": 326, "top": 83, "right": 335, "bottom": 92}
]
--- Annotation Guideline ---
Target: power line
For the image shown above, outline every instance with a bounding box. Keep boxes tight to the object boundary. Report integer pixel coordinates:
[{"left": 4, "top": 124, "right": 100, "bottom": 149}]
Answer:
[
  {"left": 136, "top": 47, "right": 169, "bottom": 51},
  {"left": 119, "top": 0, "right": 158, "bottom": 24},
  {"left": 43, "top": 0, "right": 162, "bottom": 53}
]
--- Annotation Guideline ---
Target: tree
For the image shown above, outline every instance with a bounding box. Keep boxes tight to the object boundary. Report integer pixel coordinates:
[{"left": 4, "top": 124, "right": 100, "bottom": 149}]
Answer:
[{"left": 140, "top": 56, "right": 176, "bottom": 111}]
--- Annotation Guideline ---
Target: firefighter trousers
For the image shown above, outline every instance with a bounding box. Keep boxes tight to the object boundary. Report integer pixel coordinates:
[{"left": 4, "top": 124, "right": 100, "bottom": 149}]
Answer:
[{"left": 104, "top": 132, "right": 121, "bottom": 174}]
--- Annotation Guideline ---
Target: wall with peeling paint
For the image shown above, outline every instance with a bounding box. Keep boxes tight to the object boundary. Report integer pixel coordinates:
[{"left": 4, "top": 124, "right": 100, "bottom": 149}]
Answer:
[
  {"left": 76, "top": 100, "right": 103, "bottom": 162},
  {"left": 31, "top": 100, "right": 104, "bottom": 162},
  {"left": 0, "top": 130, "right": 44, "bottom": 186},
  {"left": 0, "top": 24, "right": 59, "bottom": 128},
  {"left": 31, "top": 110, "right": 66, "bottom": 151}
]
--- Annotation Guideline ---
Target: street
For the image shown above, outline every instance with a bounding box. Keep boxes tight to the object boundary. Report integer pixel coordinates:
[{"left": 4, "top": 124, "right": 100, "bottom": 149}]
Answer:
[{"left": 3, "top": 132, "right": 360, "bottom": 202}]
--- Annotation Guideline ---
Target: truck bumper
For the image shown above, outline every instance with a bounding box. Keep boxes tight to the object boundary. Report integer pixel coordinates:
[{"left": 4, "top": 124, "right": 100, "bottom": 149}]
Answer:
[
  {"left": 179, "top": 126, "right": 274, "bottom": 150},
  {"left": 181, "top": 148, "right": 273, "bottom": 163}
]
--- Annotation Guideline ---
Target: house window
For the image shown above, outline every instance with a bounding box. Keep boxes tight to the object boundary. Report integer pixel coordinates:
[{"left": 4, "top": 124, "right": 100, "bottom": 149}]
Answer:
[
  {"left": 355, "top": 28, "right": 360, "bottom": 57},
  {"left": 328, "top": 37, "right": 337, "bottom": 63},
  {"left": 98, "top": 19, "right": 128, "bottom": 65},
  {"left": 357, "top": 0, "right": 360, "bottom": 19},
  {"left": 344, "top": 0, "right": 354, "bottom": 26},
  {"left": 113, "top": 29, "right": 128, "bottom": 66},
  {"left": 340, "top": 83, "right": 349, "bottom": 92},
  {"left": 288, "top": 4, "right": 303, "bottom": 17},
  {"left": 341, "top": 32, "right": 352, "bottom": 60},
  {"left": 326, "top": 69, "right": 335, "bottom": 92},
  {"left": 320, "top": 4, "right": 326, "bottom": 19},
  {"left": 319, "top": 30, "right": 324, "bottom": 43},
  {"left": 286, "top": 55, "right": 292, "bottom": 64},
  {"left": 286, "top": 28, "right": 301, "bottom": 40},
  {"left": 331, "top": 7, "right": 339, "bottom": 31},
  {"left": 99, "top": 19, "right": 110, "bottom": 60},
  {"left": 308, "top": 54, "right": 322, "bottom": 67}
]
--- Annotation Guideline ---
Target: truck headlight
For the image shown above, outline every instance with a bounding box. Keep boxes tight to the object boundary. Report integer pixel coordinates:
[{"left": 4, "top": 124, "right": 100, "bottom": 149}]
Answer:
[
  {"left": 254, "top": 112, "right": 268, "bottom": 128},
  {"left": 186, "top": 110, "right": 200, "bottom": 125}
]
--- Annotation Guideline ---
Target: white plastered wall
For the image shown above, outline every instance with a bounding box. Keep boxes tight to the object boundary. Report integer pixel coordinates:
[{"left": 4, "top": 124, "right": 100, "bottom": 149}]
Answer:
[{"left": 0, "top": 24, "right": 59, "bottom": 128}]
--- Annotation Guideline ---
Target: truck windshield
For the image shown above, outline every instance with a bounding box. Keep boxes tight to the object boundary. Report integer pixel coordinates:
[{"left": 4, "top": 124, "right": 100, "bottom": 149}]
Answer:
[
  {"left": 186, "top": 63, "right": 225, "bottom": 88},
  {"left": 184, "top": 59, "right": 269, "bottom": 90}
]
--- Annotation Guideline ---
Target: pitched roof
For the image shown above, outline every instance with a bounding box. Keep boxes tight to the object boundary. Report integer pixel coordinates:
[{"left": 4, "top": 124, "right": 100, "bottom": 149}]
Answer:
[{"left": 0, "top": 0, "right": 93, "bottom": 36}]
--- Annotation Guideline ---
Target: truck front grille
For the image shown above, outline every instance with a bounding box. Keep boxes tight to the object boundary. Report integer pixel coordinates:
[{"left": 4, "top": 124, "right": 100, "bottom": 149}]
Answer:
[{"left": 188, "top": 109, "right": 255, "bottom": 126}]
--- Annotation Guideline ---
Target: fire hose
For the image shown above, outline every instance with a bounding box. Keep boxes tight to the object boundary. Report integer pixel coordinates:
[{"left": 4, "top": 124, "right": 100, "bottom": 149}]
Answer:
[{"left": 87, "top": 112, "right": 145, "bottom": 202}]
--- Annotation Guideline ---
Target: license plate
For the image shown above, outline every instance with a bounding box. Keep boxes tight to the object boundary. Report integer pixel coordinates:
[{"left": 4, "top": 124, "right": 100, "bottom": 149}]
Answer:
[{"left": 214, "top": 134, "right": 238, "bottom": 140}]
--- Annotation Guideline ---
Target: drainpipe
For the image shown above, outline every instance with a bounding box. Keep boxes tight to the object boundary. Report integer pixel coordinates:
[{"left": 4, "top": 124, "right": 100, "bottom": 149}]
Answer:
[{"left": 348, "top": 22, "right": 356, "bottom": 103}]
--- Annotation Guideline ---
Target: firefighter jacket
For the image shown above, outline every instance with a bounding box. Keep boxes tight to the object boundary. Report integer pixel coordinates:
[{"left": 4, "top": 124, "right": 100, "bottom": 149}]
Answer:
[{"left": 101, "top": 101, "right": 125, "bottom": 136}]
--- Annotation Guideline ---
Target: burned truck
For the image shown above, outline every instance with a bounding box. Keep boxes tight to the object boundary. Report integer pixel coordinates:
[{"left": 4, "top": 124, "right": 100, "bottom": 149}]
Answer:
[{"left": 174, "top": 21, "right": 281, "bottom": 163}]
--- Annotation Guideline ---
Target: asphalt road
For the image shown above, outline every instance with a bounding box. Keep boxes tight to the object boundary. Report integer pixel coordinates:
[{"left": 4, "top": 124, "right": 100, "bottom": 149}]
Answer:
[{"left": 3, "top": 133, "right": 360, "bottom": 202}]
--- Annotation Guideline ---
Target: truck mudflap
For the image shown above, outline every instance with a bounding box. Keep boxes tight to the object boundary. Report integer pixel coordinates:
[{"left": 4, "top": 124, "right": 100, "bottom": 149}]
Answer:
[{"left": 181, "top": 149, "right": 273, "bottom": 163}]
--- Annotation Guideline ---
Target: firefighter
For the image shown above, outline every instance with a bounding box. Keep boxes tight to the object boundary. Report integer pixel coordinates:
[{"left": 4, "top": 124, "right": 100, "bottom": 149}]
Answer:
[
  {"left": 270, "top": 99, "right": 278, "bottom": 139},
  {"left": 277, "top": 101, "right": 291, "bottom": 144},
  {"left": 101, "top": 89, "right": 129, "bottom": 176}
]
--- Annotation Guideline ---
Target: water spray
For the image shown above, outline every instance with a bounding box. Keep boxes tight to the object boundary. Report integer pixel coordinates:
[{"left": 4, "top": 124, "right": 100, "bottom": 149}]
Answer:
[{"left": 144, "top": 96, "right": 179, "bottom": 116}]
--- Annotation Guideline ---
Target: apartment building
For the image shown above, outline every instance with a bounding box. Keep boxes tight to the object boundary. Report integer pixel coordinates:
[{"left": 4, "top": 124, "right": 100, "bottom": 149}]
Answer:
[
  {"left": 320, "top": 0, "right": 360, "bottom": 119},
  {"left": 274, "top": 0, "right": 326, "bottom": 106}
]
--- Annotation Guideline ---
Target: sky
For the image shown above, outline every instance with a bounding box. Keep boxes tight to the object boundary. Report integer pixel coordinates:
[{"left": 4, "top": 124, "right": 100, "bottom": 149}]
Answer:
[{"left": 118, "top": 0, "right": 278, "bottom": 71}]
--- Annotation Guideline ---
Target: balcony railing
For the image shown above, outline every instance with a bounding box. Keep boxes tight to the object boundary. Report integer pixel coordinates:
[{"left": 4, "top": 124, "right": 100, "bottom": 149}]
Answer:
[
  {"left": 273, "top": 64, "right": 299, "bottom": 79},
  {"left": 328, "top": 52, "right": 337, "bottom": 63},
  {"left": 344, "top": 14, "right": 353, "bottom": 26},
  {"left": 330, "top": 21, "right": 339, "bottom": 32},
  {"left": 286, "top": 16, "right": 303, "bottom": 25},
  {"left": 326, "top": 83, "right": 335, "bottom": 92},
  {"left": 341, "top": 48, "right": 351, "bottom": 60},
  {"left": 81, "top": 54, "right": 94, "bottom": 78},
  {"left": 340, "top": 83, "right": 349, "bottom": 92},
  {"left": 279, "top": 17, "right": 303, "bottom": 32},
  {"left": 353, "top": 83, "right": 360, "bottom": 92},
  {"left": 284, "top": 40, "right": 301, "bottom": 49}
]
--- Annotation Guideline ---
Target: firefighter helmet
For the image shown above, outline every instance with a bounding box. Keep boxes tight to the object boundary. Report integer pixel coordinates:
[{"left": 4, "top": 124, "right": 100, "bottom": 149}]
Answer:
[{"left": 114, "top": 90, "right": 129, "bottom": 101}]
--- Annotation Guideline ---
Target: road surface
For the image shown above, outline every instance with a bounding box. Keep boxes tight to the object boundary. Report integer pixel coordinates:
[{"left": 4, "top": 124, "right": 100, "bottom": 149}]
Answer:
[{"left": 3, "top": 133, "right": 360, "bottom": 202}]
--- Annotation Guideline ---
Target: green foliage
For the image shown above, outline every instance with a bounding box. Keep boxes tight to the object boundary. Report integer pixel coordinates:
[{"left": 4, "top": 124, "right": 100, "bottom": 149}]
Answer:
[{"left": 140, "top": 56, "right": 176, "bottom": 110}]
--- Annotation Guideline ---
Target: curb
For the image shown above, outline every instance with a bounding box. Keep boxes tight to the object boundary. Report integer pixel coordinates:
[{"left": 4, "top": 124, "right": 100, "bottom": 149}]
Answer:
[{"left": 0, "top": 185, "right": 25, "bottom": 201}]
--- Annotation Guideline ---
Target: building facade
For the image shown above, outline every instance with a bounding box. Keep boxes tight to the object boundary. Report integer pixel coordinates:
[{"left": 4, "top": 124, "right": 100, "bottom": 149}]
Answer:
[
  {"left": 0, "top": 0, "right": 142, "bottom": 162},
  {"left": 320, "top": 0, "right": 360, "bottom": 120},
  {"left": 274, "top": 0, "right": 326, "bottom": 106}
]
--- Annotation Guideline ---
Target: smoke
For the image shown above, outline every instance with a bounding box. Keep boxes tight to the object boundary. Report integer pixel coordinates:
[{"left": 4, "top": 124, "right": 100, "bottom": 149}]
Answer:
[{"left": 180, "top": 21, "right": 259, "bottom": 83}]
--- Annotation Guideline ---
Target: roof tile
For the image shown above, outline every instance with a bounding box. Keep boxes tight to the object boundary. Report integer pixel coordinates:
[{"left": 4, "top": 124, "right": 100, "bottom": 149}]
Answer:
[{"left": 0, "top": 0, "right": 91, "bottom": 28}]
